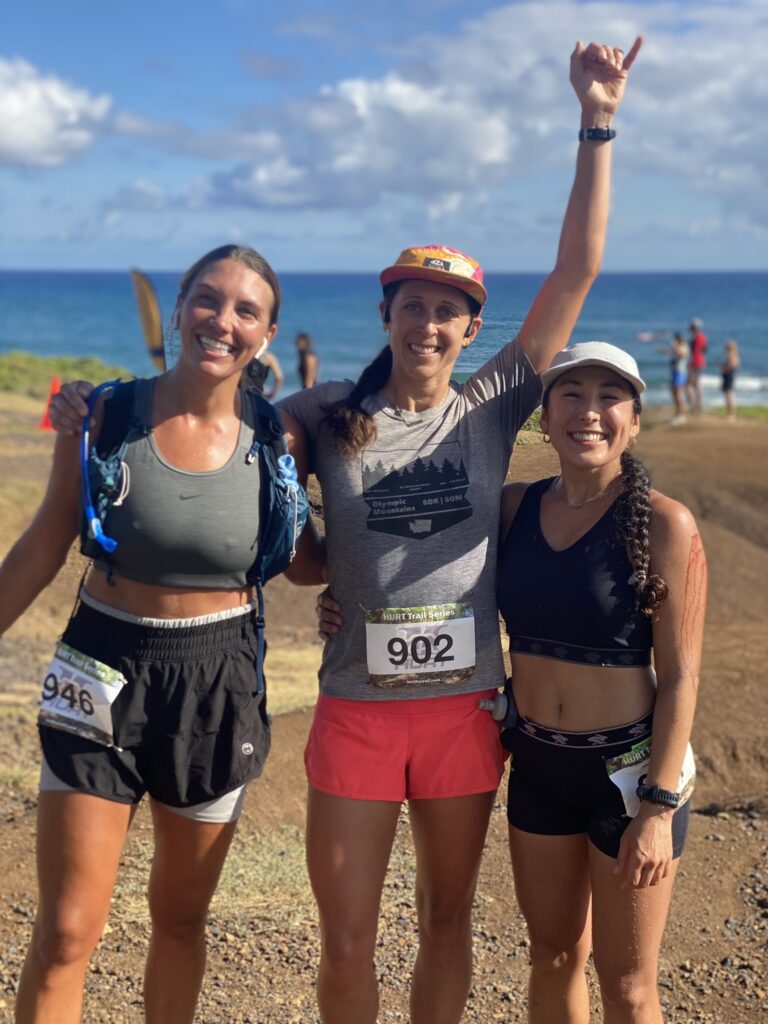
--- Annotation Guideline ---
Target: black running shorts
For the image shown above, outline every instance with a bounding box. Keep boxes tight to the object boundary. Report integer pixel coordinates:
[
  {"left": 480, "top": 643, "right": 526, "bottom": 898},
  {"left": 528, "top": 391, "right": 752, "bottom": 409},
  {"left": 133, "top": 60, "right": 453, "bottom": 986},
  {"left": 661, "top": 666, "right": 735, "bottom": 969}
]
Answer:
[{"left": 39, "top": 599, "right": 270, "bottom": 808}]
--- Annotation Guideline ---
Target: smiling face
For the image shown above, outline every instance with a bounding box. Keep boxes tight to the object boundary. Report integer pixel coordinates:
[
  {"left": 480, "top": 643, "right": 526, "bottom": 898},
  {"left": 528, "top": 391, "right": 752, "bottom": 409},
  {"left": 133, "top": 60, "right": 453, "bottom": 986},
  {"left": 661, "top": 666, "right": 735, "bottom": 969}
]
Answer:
[
  {"left": 381, "top": 280, "right": 482, "bottom": 397},
  {"left": 541, "top": 366, "right": 640, "bottom": 472},
  {"left": 176, "top": 258, "right": 278, "bottom": 381}
]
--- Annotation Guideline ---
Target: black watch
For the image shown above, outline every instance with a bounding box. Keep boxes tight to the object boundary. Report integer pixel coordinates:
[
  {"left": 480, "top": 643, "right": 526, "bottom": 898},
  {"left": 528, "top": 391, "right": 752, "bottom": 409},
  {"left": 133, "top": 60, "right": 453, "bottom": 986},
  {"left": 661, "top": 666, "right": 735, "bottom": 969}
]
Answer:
[
  {"left": 579, "top": 126, "right": 616, "bottom": 142},
  {"left": 636, "top": 779, "right": 681, "bottom": 808}
]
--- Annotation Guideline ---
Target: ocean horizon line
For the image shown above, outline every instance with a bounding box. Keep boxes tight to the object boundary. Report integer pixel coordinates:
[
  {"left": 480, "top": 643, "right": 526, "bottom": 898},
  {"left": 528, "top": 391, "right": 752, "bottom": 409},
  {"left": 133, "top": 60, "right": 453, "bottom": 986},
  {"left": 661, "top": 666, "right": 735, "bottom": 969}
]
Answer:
[{"left": 1, "top": 267, "right": 766, "bottom": 277}]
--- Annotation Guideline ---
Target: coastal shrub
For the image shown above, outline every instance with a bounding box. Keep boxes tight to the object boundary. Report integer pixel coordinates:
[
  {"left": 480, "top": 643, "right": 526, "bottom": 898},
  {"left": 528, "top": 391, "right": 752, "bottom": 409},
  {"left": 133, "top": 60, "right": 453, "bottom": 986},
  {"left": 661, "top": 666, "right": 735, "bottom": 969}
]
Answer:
[{"left": 0, "top": 351, "right": 132, "bottom": 399}]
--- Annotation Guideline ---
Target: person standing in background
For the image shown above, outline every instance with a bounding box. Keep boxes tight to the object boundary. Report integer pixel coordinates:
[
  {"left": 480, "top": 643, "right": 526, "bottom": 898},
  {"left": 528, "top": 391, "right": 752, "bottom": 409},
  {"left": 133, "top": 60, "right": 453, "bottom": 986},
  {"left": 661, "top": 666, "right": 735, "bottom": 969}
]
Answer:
[
  {"left": 657, "top": 332, "right": 688, "bottom": 425},
  {"left": 686, "top": 318, "right": 708, "bottom": 415},
  {"left": 243, "top": 349, "right": 284, "bottom": 398},
  {"left": 721, "top": 338, "right": 740, "bottom": 422},
  {"left": 296, "top": 332, "right": 319, "bottom": 389}
]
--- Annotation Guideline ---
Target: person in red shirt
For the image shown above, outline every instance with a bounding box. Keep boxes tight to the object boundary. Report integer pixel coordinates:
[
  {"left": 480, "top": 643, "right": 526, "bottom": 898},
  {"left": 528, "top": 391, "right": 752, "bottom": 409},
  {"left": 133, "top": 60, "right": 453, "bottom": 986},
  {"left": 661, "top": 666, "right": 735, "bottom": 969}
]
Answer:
[{"left": 686, "top": 317, "right": 708, "bottom": 414}]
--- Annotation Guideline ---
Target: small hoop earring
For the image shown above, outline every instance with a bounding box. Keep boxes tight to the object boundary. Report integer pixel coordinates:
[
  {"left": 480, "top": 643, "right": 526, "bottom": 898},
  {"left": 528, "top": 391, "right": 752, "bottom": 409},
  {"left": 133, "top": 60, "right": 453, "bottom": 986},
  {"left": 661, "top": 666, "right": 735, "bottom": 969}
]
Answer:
[{"left": 542, "top": 433, "right": 550, "bottom": 444}]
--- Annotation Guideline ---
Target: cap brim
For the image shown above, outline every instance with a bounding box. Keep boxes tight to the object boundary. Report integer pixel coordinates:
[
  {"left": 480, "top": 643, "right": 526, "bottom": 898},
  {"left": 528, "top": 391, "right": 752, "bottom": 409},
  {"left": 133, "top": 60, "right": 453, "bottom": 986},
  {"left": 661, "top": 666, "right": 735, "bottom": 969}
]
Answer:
[
  {"left": 380, "top": 265, "right": 487, "bottom": 307},
  {"left": 540, "top": 356, "right": 646, "bottom": 394}
]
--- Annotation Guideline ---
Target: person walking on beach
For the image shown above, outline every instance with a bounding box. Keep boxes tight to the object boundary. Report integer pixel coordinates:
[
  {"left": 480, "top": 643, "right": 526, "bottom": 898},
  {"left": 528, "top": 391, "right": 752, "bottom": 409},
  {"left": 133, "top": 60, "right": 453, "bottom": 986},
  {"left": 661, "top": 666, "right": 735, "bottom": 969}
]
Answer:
[
  {"left": 686, "top": 317, "right": 708, "bottom": 414},
  {"left": 721, "top": 338, "right": 740, "bottom": 422},
  {"left": 498, "top": 342, "right": 705, "bottom": 1023},
  {"left": 657, "top": 331, "right": 689, "bottom": 424},
  {"left": 3, "top": 244, "right": 307, "bottom": 1024},
  {"left": 277, "top": 36, "right": 643, "bottom": 1024},
  {"left": 296, "top": 331, "right": 319, "bottom": 389}
]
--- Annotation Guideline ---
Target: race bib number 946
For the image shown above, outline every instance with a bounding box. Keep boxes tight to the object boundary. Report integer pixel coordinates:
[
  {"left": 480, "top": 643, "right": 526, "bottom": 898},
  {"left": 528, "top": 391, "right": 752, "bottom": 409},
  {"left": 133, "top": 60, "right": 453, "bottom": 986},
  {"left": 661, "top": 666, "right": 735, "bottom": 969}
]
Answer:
[
  {"left": 38, "top": 643, "right": 126, "bottom": 747},
  {"left": 365, "top": 602, "right": 475, "bottom": 689}
]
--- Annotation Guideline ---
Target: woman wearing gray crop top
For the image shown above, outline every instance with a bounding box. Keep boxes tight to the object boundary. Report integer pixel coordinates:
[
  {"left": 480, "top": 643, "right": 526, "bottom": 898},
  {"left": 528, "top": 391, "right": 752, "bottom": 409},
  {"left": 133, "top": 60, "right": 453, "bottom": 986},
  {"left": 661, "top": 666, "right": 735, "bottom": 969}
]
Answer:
[
  {"left": 498, "top": 343, "right": 706, "bottom": 1023},
  {"left": 0, "top": 245, "right": 310, "bottom": 1024},
  {"left": 288, "top": 38, "right": 644, "bottom": 1024}
]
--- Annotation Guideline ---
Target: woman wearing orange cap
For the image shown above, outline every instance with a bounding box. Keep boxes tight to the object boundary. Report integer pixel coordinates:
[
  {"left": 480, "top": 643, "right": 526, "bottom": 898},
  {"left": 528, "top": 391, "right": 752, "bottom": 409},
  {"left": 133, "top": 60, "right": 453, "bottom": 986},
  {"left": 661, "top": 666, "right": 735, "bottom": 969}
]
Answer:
[{"left": 278, "top": 37, "right": 643, "bottom": 1024}]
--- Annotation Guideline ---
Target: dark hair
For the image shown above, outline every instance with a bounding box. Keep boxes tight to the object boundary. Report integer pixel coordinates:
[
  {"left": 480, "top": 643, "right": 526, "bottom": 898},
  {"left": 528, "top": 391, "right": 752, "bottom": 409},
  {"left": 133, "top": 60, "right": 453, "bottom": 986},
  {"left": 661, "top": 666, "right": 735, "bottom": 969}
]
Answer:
[
  {"left": 614, "top": 448, "right": 669, "bottom": 616},
  {"left": 322, "top": 280, "right": 480, "bottom": 456},
  {"left": 542, "top": 381, "right": 668, "bottom": 616},
  {"left": 322, "top": 344, "right": 393, "bottom": 457},
  {"left": 176, "top": 244, "right": 281, "bottom": 326}
]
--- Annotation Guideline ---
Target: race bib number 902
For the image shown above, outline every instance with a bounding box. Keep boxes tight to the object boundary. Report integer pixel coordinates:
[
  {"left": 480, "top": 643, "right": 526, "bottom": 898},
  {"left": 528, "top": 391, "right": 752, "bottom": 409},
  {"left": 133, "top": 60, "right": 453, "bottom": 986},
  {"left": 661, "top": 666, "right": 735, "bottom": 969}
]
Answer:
[
  {"left": 38, "top": 643, "right": 126, "bottom": 747},
  {"left": 365, "top": 602, "right": 475, "bottom": 689}
]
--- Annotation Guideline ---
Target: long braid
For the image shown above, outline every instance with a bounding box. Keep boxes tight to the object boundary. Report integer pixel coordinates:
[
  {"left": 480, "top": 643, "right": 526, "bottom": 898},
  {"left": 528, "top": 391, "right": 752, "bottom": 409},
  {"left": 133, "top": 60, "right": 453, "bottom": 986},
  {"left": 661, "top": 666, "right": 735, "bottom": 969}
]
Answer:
[
  {"left": 615, "top": 449, "right": 668, "bottom": 616},
  {"left": 321, "top": 345, "right": 393, "bottom": 456}
]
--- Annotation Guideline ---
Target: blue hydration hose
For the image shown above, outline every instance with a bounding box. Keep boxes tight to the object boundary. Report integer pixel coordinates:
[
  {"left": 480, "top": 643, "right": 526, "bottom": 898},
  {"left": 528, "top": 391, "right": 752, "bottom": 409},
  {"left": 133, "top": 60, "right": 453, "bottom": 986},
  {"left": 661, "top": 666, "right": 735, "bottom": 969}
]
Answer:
[{"left": 80, "top": 380, "right": 122, "bottom": 555}]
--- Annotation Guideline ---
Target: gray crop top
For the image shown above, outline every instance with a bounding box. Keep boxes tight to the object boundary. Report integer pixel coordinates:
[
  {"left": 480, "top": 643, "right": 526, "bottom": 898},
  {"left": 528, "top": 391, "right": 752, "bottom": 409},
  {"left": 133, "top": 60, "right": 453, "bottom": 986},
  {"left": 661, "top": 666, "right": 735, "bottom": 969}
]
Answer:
[{"left": 90, "top": 379, "right": 262, "bottom": 589}]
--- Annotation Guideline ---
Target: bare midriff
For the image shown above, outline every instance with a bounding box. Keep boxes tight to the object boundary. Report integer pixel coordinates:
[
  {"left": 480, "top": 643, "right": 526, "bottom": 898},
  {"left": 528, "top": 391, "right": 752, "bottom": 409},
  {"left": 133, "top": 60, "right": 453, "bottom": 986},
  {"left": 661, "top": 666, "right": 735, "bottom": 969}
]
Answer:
[
  {"left": 510, "top": 652, "right": 656, "bottom": 731},
  {"left": 85, "top": 568, "right": 253, "bottom": 619}
]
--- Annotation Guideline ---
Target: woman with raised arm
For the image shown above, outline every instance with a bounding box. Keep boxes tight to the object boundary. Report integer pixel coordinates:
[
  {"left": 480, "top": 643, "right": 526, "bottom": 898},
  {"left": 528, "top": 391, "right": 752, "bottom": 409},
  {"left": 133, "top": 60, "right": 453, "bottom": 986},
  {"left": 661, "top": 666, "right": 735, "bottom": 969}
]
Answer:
[
  {"left": 278, "top": 37, "right": 643, "bottom": 1024},
  {"left": 497, "top": 341, "right": 705, "bottom": 1023},
  {"left": 3, "top": 244, "right": 307, "bottom": 1024}
]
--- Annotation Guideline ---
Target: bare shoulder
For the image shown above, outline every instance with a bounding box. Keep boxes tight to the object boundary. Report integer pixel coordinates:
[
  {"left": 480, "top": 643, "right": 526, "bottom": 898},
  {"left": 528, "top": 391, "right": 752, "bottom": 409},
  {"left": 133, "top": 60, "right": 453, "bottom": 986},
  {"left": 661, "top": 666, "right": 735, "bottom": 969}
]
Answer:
[{"left": 649, "top": 489, "right": 702, "bottom": 557}]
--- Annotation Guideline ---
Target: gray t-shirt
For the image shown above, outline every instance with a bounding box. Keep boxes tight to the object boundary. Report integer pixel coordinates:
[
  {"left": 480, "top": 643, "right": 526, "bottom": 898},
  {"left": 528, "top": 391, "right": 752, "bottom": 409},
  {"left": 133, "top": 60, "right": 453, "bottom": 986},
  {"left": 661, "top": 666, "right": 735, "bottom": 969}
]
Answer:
[{"left": 279, "top": 337, "right": 540, "bottom": 701}]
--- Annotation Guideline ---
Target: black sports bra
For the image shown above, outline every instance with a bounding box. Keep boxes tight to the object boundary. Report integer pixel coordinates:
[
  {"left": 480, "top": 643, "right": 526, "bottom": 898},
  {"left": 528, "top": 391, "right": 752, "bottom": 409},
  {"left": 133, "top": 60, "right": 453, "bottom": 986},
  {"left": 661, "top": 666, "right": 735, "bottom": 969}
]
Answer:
[{"left": 497, "top": 478, "right": 653, "bottom": 667}]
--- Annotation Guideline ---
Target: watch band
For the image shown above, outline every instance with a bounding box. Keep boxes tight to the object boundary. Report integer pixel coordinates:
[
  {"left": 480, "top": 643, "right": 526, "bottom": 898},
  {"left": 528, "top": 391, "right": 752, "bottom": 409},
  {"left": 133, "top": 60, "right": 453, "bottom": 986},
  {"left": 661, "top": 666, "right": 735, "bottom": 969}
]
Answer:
[
  {"left": 636, "top": 781, "right": 681, "bottom": 808},
  {"left": 579, "top": 126, "right": 616, "bottom": 142}
]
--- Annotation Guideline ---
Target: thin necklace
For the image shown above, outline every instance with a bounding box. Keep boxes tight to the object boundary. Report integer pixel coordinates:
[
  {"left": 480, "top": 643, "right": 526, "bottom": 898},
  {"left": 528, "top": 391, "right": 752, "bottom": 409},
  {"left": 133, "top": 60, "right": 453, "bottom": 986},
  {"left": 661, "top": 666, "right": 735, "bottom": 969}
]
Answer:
[{"left": 553, "top": 474, "right": 623, "bottom": 509}]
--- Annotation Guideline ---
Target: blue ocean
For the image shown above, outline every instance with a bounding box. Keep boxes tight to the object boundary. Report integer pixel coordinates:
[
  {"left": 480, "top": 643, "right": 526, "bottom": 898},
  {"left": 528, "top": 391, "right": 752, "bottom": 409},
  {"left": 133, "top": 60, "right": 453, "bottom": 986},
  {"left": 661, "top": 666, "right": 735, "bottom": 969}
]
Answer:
[{"left": 0, "top": 270, "right": 765, "bottom": 408}]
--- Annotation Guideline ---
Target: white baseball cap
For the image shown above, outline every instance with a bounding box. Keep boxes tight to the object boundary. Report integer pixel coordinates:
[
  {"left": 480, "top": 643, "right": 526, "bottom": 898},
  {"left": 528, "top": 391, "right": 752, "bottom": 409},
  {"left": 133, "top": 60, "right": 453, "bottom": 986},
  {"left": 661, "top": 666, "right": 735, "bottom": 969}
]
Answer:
[{"left": 540, "top": 341, "right": 646, "bottom": 396}]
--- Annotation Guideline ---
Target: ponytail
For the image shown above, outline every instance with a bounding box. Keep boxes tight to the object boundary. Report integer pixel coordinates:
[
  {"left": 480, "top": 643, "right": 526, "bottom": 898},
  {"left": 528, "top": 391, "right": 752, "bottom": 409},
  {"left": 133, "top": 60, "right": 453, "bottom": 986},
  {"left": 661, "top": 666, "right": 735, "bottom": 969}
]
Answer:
[{"left": 322, "top": 345, "right": 393, "bottom": 457}]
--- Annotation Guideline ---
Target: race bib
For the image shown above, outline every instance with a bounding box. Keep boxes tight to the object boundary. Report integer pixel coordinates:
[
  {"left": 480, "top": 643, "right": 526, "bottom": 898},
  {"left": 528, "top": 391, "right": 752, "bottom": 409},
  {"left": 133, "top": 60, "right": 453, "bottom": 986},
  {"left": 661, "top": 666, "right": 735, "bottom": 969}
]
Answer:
[
  {"left": 365, "top": 602, "right": 475, "bottom": 689},
  {"left": 605, "top": 739, "right": 696, "bottom": 818},
  {"left": 38, "top": 642, "right": 126, "bottom": 747}
]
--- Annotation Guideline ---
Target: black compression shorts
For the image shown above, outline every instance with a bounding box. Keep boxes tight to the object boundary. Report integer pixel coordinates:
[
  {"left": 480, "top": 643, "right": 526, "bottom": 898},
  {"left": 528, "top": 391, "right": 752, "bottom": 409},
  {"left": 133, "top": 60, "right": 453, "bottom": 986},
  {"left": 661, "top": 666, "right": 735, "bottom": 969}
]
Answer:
[{"left": 505, "top": 712, "right": 690, "bottom": 859}]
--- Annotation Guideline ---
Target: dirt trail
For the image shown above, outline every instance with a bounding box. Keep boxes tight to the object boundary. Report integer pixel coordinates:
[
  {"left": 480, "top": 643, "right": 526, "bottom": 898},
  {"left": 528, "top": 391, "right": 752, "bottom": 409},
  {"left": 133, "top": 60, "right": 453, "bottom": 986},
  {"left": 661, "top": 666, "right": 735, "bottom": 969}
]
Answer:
[{"left": 0, "top": 402, "right": 766, "bottom": 1021}]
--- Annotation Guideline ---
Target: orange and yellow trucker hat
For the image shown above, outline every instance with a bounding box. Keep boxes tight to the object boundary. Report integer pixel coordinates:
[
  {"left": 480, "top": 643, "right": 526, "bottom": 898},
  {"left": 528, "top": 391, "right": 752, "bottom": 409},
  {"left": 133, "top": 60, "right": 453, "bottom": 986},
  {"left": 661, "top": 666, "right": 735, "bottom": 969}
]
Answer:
[{"left": 379, "top": 245, "right": 487, "bottom": 307}]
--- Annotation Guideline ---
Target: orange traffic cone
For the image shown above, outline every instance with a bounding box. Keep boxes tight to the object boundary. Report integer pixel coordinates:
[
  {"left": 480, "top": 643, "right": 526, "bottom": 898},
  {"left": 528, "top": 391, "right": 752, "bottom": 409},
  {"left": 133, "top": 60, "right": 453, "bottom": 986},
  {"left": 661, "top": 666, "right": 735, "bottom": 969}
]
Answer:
[{"left": 37, "top": 376, "right": 61, "bottom": 430}]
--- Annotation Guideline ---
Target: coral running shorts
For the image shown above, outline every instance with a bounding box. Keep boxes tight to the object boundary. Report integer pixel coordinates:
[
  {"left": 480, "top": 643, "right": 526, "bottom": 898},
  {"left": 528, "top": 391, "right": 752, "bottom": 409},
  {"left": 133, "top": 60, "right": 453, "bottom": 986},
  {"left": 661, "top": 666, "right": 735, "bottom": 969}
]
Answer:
[{"left": 305, "top": 690, "right": 507, "bottom": 801}]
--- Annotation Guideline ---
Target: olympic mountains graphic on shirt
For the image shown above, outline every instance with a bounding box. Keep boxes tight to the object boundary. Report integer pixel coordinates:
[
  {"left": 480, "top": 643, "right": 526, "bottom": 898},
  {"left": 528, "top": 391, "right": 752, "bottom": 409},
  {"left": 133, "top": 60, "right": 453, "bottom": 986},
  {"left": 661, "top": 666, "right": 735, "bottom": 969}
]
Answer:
[{"left": 362, "top": 442, "right": 473, "bottom": 539}]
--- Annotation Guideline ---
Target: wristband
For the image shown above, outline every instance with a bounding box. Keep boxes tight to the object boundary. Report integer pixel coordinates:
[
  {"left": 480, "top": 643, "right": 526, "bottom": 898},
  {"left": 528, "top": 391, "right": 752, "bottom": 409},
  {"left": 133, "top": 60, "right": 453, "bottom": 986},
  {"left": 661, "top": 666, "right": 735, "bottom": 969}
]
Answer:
[
  {"left": 579, "top": 126, "right": 616, "bottom": 142},
  {"left": 636, "top": 781, "right": 681, "bottom": 809}
]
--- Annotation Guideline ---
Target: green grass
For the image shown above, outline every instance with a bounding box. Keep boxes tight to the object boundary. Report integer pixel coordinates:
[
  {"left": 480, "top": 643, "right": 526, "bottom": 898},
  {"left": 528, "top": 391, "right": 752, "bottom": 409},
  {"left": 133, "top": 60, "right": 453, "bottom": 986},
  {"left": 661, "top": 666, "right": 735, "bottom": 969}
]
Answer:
[
  {"left": 0, "top": 351, "right": 132, "bottom": 399},
  {"left": 708, "top": 405, "right": 768, "bottom": 421}
]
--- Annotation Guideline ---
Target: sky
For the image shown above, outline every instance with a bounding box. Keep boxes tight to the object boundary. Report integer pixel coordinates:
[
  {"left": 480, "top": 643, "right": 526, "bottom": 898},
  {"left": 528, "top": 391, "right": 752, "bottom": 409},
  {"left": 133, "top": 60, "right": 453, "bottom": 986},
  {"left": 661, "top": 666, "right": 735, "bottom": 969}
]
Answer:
[{"left": 2, "top": 0, "right": 767, "bottom": 273}]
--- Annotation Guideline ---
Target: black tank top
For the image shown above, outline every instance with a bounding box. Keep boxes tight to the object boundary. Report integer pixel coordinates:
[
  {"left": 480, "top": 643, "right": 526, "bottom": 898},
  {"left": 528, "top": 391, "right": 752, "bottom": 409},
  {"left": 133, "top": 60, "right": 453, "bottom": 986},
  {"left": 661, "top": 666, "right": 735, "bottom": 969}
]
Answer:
[
  {"left": 497, "top": 478, "right": 652, "bottom": 667},
  {"left": 243, "top": 358, "right": 269, "bottom": 393}
]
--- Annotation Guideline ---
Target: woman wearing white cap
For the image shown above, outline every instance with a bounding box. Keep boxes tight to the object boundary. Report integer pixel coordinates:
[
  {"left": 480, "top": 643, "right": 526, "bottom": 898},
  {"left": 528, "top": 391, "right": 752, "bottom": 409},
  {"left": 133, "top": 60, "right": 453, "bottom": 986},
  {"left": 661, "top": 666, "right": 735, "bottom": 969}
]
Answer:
[
  {"left": 49, "top": 36, "right": 642, "bottom": 1024},
  {"left": 497, "top": 341, "right": 706, "bottom": 1022}
]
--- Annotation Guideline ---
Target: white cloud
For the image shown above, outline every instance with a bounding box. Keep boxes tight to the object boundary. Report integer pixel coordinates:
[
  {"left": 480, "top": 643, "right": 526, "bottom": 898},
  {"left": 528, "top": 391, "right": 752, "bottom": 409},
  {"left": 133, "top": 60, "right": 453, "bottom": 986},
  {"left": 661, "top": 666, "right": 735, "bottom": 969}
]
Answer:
[
  {"left": 181, "top": 0, "right": 766, "bottom": 229},
  {"left": 0, "top": 58, "right": 111, "bottom": 168},
  {"left": 30, "top": 1, "right": 765, "bottom": 243}
]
